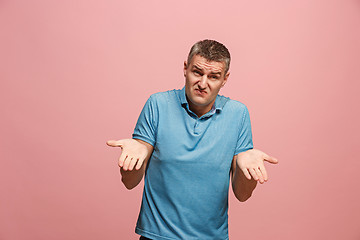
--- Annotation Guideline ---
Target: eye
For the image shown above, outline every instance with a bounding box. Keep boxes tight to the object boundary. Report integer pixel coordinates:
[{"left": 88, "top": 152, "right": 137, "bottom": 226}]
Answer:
[
  {"left": 193, "top": 70, "right": 202, "bottom": 76},
  {"left": 210, "top": 75, "right": 219, "bottom": 80}
]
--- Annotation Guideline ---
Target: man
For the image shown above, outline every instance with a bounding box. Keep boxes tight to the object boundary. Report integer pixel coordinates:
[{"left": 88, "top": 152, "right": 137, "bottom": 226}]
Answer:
[{"left": 107, "top": 39, "right": 278, "bottom": 240}]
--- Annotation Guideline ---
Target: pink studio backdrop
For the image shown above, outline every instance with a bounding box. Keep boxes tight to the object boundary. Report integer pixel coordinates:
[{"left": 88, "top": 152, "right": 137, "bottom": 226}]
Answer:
[{"left": 1, "top": 0, "right": 360, "bottom": 239}]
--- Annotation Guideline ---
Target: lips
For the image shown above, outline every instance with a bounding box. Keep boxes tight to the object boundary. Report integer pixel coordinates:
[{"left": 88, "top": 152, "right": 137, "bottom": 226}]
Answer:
[{"left": 195, "top": 89, "right": 207, "bottom": 95}]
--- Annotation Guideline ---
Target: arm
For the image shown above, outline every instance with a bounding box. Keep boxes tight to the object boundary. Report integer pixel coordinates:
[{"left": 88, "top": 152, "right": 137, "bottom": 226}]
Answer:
[
  {"left": 107, "top": 95, "right": 157, "bottom": 189},
  {"left": 231, "top": 154, "right": 257, "bottom": 202},
  {"left": 231, "top": 149, "right": 278, "bottom": 202},
  {"left": 107, "top": 138, "right": 154, "bottom": 190}
]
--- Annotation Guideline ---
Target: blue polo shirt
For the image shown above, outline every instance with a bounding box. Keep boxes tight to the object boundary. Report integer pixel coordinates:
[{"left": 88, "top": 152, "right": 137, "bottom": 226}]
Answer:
[{"left": 132, "top": 87, "right": 253, "bottom": 240}]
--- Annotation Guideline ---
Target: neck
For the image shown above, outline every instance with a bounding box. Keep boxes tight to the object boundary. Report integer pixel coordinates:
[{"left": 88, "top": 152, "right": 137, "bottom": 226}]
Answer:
[{"left": 186, "top": 96, "right": 215, "bottom": 118}]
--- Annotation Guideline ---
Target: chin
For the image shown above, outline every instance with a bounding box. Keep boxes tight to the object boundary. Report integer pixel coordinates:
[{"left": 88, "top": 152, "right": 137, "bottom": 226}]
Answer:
[
  {"left": 192, "top": 99, "right": 210, "bottom": 107},
  {"left": 189, "top": 95, "right": 205, "bottom": 104}
]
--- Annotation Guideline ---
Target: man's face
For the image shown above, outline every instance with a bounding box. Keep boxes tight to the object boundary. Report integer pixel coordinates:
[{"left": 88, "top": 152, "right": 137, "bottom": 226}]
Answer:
[{"left": 184, "top": 55, "right": 229, "bottom": 114}]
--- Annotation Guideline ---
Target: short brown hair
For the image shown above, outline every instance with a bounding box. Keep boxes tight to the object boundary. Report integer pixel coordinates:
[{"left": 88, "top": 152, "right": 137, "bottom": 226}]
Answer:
[{"left": 187, "top": 39, "right": 231, "bottom": 74}]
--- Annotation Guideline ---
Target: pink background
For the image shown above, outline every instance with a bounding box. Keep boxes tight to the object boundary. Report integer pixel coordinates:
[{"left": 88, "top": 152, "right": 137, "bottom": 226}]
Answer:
[{"left": 1, "top": 0, "right": 360, "bottom": 239}]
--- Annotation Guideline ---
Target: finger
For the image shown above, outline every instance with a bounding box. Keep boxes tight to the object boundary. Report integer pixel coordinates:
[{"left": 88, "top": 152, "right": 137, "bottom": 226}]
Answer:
[
  {"left": 255, "top": 168, "right": 264, "bottom": 183},
  {"left": 248, "top": 168, "right": 258, "bottom": 181},
  {"left": 135, "top": 157, "right": 145, "bottom": 170},
  {"left": 106, "top": 140, "right": 124, "bottom": 148},
  {"left": 122, "top": 156, "right": 133, "bottom": 171},
  {"left": 263, "top": 154, "right": 278, "bottom": 164},
  {"left": 118, "top": 152, "right": 127, "bottom": 168},
  {"left": 259, "top": 164, "right": 268, "bottom": 182},
  {"left": 241, "top": 168, "right": 252, "bottom": 180},
  {"left": 128, "top": 157, "right": 139, "bottom": 171},
  {"left": 132, "top": 152, "right": 147, "bottom": 171}
]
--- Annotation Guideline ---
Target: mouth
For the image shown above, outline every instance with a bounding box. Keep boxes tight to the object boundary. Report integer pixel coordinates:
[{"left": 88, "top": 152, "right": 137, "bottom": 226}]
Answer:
[{"left": 194, "top": 89, "right": 207, "bottom": 95}]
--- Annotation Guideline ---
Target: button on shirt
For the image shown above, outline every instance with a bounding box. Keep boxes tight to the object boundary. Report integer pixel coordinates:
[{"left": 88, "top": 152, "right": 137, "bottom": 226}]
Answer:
[{"left": 132, "top": 87, "right": 253, "bottom": 240}]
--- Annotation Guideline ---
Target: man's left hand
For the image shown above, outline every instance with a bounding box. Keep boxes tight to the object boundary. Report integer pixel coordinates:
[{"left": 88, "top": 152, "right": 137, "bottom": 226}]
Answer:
[{"left": 236, "top": 149, "right": 278, "bottom": 184}]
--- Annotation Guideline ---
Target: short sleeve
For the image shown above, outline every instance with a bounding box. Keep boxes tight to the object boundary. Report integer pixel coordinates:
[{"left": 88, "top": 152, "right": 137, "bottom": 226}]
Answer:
[
  {"left": 234, "top": 106, "right": 253, "bottom": 155},
  {"left": 132, "top": 95, "right": 158, "bottom": 146}
]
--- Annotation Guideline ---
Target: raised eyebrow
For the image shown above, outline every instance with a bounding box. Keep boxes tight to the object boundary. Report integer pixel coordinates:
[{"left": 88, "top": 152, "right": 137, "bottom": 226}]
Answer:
[
  {"left": 193, "top": 66, "right": 221, "bottom": 75},
  {"left": 210, "top": 72, "right": 222, "bottom": 75},
  {"left": 192, "top": 65, "right": 203, "bottom": 71}
]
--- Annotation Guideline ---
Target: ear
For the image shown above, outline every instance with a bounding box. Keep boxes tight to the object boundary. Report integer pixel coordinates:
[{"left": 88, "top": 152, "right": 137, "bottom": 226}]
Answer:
[
  {"left": 183, "top": 61, "right": 187, "bottom": 77},
  {"left": 221, "top": 71, "right": 230, "bottom": 87}
]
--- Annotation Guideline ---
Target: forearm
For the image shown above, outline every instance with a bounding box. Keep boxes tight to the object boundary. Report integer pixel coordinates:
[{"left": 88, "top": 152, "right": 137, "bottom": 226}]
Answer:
[
  {"left": 119, "top": 139, "right": 153, "bottom": 190},
  {"left": 120, "top": 167, "right": 146, "bottom": 190},
  {"left": 231, "top": 163, "right": 257, "bottom": 202}
]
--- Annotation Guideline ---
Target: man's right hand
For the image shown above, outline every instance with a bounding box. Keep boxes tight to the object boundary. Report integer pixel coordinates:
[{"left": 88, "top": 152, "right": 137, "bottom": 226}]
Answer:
[{"left": 106, "top": 139, "right": 150, "bottom": 171}]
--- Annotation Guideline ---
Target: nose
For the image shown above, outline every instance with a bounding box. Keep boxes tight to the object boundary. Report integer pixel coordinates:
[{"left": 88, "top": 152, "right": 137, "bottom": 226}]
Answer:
[{"left": 198, "top": 75, "right": 207, "bottom": 90}]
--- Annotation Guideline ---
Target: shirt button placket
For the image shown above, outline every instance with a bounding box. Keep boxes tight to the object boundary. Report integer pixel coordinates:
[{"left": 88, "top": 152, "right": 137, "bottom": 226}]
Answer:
[{"left": 194, "top": 118, "right": 199, "bottom": 134}]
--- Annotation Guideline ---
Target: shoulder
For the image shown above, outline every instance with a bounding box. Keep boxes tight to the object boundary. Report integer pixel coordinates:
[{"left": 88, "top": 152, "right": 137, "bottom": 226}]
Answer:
[
  {"left": 148, "top": 89, "right": 181, "bottom": 104},
  {"left": 142, "top": 89, "right": 181, "bottom": 112},
  {"left": 218, "top": 94, "right": 249, "bottom": 113}
]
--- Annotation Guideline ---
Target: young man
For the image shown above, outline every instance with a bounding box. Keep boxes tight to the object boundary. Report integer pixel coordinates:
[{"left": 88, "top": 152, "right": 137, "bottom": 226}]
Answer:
[{"left": 107, "top": 39, "right": 278, "bottom": 240}]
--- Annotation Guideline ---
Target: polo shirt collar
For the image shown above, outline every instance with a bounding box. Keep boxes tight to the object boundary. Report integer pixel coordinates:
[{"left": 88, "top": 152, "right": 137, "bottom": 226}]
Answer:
[{"left": 179, "top": 86, "right": 225, "bottom": 113}]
